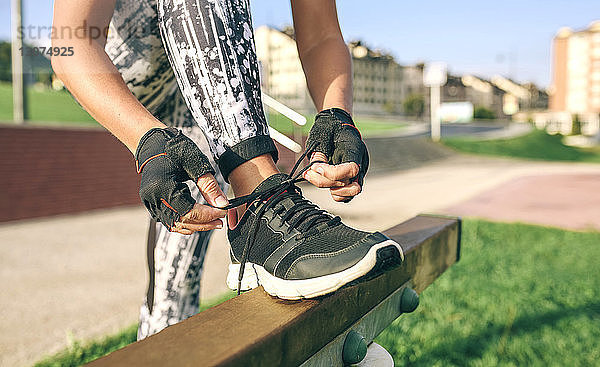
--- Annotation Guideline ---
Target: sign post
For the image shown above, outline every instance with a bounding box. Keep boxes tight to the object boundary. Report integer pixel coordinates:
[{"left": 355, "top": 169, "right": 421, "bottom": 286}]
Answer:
[
  {"left": 423, "top": 62, "right": 447, "bottom": 142},
  {"left": 11, "top": 0, "right": 27, "bottom": 124}
]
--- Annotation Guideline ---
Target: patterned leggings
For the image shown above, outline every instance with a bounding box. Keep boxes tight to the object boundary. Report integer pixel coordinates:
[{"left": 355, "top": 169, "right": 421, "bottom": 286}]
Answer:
[{"left": 105, "top": 0, "right": 275, "bottom": 339}]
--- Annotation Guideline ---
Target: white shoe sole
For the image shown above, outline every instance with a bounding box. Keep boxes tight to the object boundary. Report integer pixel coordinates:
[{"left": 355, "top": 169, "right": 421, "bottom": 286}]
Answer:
[
  {"left": 227, "top": 239, "right": 403, "bottom": 300},
  {"left": 226, "top": 262, "right": 260, "bottom": 291}
]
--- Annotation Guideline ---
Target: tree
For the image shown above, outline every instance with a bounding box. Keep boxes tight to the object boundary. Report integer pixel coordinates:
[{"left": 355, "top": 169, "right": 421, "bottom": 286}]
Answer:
[
  {"left": 473, "top": 106, "right": 495, "bottom": 120},
  {"left": 403, "top": 94, "right": 425, "bottom": 118},
  {"left": 0, "top": 42, "right": 53, "bottom": 86},
  {"left": 0, "top": 42, "right": 11, "bottom": 82},
  {"left": 383, "top": 101, "right": 397, "bottom": 114},
  {"left": 571, "top": 114, "right": 582, "bottom": 136}
]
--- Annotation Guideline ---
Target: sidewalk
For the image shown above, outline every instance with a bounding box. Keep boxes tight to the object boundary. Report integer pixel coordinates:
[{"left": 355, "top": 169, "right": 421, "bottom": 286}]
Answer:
[
  {"left": 1, "top": 154, "right": 599, "bottom": 366},
  {"left": 444, "top": 173, "right": 600, "bottom": 231}
]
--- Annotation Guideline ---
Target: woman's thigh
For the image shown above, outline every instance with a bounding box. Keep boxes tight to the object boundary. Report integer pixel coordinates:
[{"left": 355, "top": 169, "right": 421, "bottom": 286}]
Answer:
[{"left": 105, "top": 0, "right": 178, "bottom": 117}]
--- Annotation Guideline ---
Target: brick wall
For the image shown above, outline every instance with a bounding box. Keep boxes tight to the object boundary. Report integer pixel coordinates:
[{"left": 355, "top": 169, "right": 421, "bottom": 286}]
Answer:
[
  {"left": 0, "top": 126, "right": 141, "bottom": 222},
  {"left": 0, "top": 125, "right": 298, "bottom": 223}
]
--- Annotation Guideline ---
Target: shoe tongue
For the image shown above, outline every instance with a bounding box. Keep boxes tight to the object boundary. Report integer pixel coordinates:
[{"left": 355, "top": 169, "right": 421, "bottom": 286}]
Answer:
[
  {"left": 252, "top": 173, "right": 289, "bottom": 194},
  {"left": 251, "top": 173, "right": 331, "bottom": 231}
]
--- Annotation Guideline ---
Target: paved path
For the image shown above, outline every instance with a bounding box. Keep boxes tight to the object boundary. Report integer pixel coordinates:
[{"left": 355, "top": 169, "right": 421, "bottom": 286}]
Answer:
[
  {"left": 0, "top": 209, "right": 149, "bottom": 367},
  {"left": 444, "top": 173, "right": 600, "bottom": 231},
  {"left": 1, "top": 155, "right": 599, "bottom": 366}
]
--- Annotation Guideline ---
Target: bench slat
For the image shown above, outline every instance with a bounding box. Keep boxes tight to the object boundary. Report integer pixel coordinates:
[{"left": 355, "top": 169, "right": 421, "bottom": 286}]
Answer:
[{"left": 88, "top": 214, "right": 460, "bottom": 367}]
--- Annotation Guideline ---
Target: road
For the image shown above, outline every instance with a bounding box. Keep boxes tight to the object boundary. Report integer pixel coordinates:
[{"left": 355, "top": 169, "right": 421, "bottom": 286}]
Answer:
[{"left": 400, "top": 121, "right": 526, "bottom": 139}]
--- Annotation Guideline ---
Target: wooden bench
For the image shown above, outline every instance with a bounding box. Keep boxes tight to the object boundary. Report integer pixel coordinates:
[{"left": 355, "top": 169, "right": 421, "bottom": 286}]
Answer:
[{"left": 88, "top": 214, "right": 461, "bottom": 366}]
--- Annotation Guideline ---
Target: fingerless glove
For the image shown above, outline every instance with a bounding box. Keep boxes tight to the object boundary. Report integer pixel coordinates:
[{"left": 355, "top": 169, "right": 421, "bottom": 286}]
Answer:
[
  {"left": 135, "top": 128, "right": 215, "bottom": 229},
  {"left": 306, "top": 108, "right": 369, "bottom": 186}
]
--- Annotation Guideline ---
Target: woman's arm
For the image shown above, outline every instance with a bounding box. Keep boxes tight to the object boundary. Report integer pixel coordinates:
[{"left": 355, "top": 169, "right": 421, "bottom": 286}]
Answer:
[
  {"left": 51, "top": 0, "right": 165, "bottom": 153},
  {"left": 291, "top": 0, "right": 353, "bottom": 115},
  {"left": 292, "top": 0, "right": 364, "bottom": 202},
  {"left": 51, "top": 0, "right": 228, "bottom": 234}
]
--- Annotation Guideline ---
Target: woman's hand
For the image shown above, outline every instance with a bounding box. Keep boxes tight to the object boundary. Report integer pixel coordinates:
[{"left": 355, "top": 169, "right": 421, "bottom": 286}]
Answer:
[
  {"left": 303, "top": 108, "right": 369, "bottom": 202},
  {"left": 136, "top": 128, "right": 228, "bottom": 234}
]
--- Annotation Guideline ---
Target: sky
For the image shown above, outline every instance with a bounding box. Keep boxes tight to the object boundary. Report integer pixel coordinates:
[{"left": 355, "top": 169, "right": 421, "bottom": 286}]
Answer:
[{"left": 1, "top": 0, "right": 599, "bottom": 88}]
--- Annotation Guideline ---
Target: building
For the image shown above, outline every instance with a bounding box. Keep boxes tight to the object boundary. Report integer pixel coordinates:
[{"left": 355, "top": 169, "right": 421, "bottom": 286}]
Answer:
[
  {"left": 490, "top": 76, "right": 548, "bottom": 115},
  {"left": 525, "top": 21, "right": 600, "bottom": 136},
  {"left": 254, "top": 26, "right": 408, "bottom": 116},
  {"left": 462, "top": 75, "right": 505, "bottom": 118},
  {"left": 441, "top": 74, "right": 506, "bottom": 119},
  {"left": 550, "top": 21, "right": 600, "bottom": 114},
  {"left": 522, "top": 83, "right": 549, "bottom": 110},
  {"left": 348, "top": 41, "right": 404, "bottom": 115},
  {"left": 401, "top": 64, "right": 425, "bottom": 98},
  {"left": 254, "top": 26, "right": 313, "bottom": 112}
]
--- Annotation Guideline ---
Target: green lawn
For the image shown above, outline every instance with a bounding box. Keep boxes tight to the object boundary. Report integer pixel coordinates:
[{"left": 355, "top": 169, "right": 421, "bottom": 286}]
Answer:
[
  {"left": 376, "top": 220, "right": 600, "bottom": 366},
  {"left": 0, "top": 83, "right": 97, "bottom": 125},
  {"left": 267, "top": 112, "right": 407, "bottom": 138},
  {"left": 33, "top": 293, "right": 236, "bottom": 367},
  {"left": 33, "top": 324, "right": 138, "bottom": 367},
  {"left": 1, "top": 83, "right": 405, "bottom": 136},
  {"left": 34, "top": 220, "right": 600, "bottom": 366},
  {"left": 442, "top": 129, "right": 600, "bottom": 163}
]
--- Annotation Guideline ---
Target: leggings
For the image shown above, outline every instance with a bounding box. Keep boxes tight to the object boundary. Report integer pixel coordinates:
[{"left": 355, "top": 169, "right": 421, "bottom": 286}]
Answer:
[{"left": 105, "top": 0, "right": 275, "bottom": 339}]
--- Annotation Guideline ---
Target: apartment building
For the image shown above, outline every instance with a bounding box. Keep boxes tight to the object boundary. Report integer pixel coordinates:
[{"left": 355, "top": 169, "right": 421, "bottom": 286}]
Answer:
[
  {"left": 254, "top": 26, "right": 407, "bottom": 115},
  {"left": 441, "top": 74, "right": 505, "bottom": 118},
  {"left": 348, "top": 41, "right": 404, "bottom": 115},
  {"left": 254, "top": 26, "right": 313, "bottom": 112},
  {"left": 550, "top": 21, "right": 600, "bottom": 114}
]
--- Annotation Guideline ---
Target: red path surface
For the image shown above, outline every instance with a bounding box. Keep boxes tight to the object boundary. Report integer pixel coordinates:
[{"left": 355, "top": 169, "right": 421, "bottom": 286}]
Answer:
[{"left": 444, "top": 174, "right": 600, "bottom": 231}]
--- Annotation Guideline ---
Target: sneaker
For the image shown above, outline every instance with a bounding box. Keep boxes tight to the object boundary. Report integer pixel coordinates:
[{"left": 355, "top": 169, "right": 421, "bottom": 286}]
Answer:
[
  {"left": 226, "top": 250, "right": 260, "bottom": 292},
  {"left": 226, "top": 173, "right": 403, "bottom": 300}
]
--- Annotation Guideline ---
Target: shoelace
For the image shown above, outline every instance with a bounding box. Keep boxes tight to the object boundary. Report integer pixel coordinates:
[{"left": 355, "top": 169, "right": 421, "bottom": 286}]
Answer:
[{"left": 207, "top": 142, "right": 340, "bottom": 294}]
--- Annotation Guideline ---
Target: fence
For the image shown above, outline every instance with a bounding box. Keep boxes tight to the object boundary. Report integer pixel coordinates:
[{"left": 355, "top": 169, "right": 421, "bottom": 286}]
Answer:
[{"left": 529, "top": 111, "right": 600, "bottom": 136}]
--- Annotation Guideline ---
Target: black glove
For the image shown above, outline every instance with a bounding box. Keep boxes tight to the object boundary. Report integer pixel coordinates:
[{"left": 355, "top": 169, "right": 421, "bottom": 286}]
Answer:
[
  {"left": 306, "top": 108, "right": 369, "bottom": 187},
  {"left": 135, "top": 127, "right": 215, "bottom": 229}
]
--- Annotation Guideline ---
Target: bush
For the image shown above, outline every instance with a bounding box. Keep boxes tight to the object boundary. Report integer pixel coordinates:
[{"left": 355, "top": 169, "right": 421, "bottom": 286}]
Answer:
[
  {"left": 473, "top": 106, "right": 496, "bottom": 120},
  {"left": 403, "top": 94, "right": 425, "bottom": 118},
  {"left": 571, "top": 114, "right": 582, "bottom": 136}
]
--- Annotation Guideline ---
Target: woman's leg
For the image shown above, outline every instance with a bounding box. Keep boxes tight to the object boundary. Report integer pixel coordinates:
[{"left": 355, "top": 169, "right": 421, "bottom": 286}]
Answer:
[
  {"left": 138, "top": 219, "right": 212, "bottom": 339},
  {"left": 137, "top": 92, "right": 227, "bottom": 340},
  {"left": 157, "top": 0, "right": 278, "bottom": 179},
  {"left": 106, "top": 0, "right": 227, "bottom": 340}
]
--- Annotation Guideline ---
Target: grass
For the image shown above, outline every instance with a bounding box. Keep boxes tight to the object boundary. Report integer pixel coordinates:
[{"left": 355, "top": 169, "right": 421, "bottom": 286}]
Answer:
[
  {"left": 267, "top": 112, "right": 407, "bottom": 138},
  {"left": 376, "top": 220, "right": 600, "bottom": 366},
  {"left": 0, "top": 82, "right": 97, "bottom": 126},
  {"left": 33, "top": 292, "right": 236, "bottom": 367},
  {"left": 33, "top": 220, "right": 600, "bottom": 366},
  {"left": 1, "top": 83, "right": 406, "bottom": 136},
  {"left": 33, "top": 324, "right": 139, "bottom": 367},
  {"left": 442, "top": 129, "right": 600, "bottom": 163}
]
